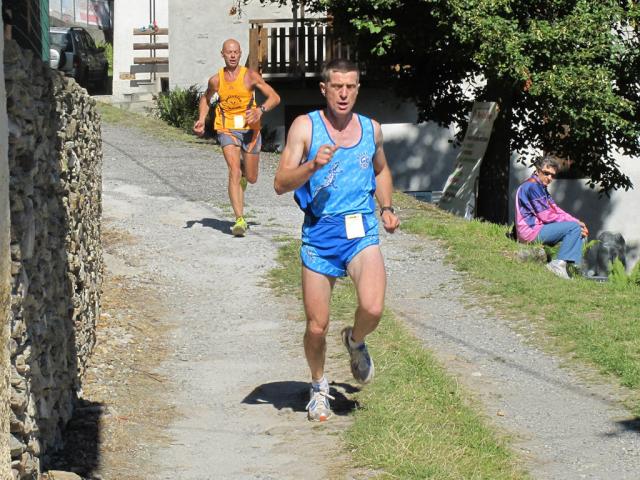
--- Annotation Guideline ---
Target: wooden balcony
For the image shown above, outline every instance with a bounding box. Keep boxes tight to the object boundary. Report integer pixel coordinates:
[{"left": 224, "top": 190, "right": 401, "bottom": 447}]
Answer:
[{"left": 247, "top": 17, "right": 356, "bottom": 79}]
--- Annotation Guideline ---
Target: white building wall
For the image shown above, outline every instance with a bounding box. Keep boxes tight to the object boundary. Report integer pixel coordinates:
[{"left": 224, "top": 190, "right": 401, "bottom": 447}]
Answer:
[
  {"left": 112, "top": 0, "right": 169, "bottom": 101},
  {"left": 169, "top": 1, "right": 289, "bottom": 91}
]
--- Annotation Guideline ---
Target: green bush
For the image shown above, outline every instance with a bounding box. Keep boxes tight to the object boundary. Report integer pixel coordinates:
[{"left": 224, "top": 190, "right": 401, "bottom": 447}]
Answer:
[
  {"left": 609, "top": 258, "right": 640, "bottom": 289},
  {"left": 96, "top": 40, "right": 113, "bottom": 76},
  {"left": 154, "top": 85, "right": 201, "bottom": 133},
  {"left": 154, "top": 87, "right": 280, "bottom": 146},
  {"left": 630, "top": 261, "right": 640, "bottom": 286}
]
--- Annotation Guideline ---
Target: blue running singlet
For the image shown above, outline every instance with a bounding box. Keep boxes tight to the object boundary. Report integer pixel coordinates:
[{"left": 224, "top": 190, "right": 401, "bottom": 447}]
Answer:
[
  {"left": 295, "top": 110, "right": 379, "bottom": 277},
  {"left": 294, "top": 110, "right": 377, "bottom": 217}
]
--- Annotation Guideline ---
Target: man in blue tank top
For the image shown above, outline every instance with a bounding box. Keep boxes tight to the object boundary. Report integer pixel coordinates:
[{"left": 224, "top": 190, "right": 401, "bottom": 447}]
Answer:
[{"left": 274, "top": 59, "right": 400, "bottom": 422}]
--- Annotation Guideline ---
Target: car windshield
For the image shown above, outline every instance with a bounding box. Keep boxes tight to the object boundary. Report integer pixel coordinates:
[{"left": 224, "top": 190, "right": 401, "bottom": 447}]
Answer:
[{"left": 50, "top": 32, "right": 68, "bottom": 48}]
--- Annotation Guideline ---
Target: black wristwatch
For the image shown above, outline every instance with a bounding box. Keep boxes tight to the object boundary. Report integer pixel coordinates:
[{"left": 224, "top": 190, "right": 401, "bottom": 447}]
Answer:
[
  {"left": 259, "top": 105, "right": 267, "bottom": 113},
  {"left": 379, "top": 206, "right": 395, "bottom": 216}
]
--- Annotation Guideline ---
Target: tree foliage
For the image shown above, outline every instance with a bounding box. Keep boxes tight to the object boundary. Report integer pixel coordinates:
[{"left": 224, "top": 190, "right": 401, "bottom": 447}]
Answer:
[{"left": 265, "top": 0, "right": 640, "bottom": 195}]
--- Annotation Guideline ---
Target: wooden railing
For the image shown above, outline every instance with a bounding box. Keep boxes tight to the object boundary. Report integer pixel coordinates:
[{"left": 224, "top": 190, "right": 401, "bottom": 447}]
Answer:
[{"left": 247, "top": 17, "right": 355, "bottom": 77}]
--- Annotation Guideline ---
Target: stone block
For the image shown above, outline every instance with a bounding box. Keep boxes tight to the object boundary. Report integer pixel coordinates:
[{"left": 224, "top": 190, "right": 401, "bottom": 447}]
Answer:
[
  {"left": 10, "top": 434, "right": 24, "bottom": 457},
  {"left": 44, "top": 471, "right": 83, "bottom": 480}
]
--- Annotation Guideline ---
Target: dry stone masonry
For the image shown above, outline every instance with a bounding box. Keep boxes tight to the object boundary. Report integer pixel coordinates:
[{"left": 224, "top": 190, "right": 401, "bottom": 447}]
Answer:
[{"left": 4, "top": 40, "right": 103, "bottom": 479}]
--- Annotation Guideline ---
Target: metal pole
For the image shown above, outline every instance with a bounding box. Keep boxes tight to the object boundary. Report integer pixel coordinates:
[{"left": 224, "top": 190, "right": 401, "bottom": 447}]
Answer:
[
  {"left": 292, "top": 1, "right": 298, "bottom": 73},
  {"left": 152, "top": 0, "right": 156, "bottom": 82}
]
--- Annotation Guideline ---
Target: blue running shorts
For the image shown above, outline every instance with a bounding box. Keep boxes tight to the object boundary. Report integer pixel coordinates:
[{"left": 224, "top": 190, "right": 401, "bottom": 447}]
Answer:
[
  {"left": 217, "top": 128, "right": 262, "bottom": 154},
  {"left": 300, "top": 213, "right": 379, "bottom": 277}
]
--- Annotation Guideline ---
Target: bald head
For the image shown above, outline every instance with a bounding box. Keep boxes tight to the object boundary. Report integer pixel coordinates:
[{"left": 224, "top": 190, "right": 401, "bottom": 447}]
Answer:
[{"left": 222, "top": 38, "right": 241, "bottom": 52}]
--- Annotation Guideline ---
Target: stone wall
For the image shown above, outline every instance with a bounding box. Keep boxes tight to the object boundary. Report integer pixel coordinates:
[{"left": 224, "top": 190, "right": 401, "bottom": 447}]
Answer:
[{"left": 3, "top": 40, "right": 103, "bottom": 479}]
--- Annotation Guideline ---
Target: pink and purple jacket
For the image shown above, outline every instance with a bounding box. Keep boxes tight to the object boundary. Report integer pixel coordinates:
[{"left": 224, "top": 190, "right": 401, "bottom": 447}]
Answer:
[{"left": 515, "top": 175, "right": 578, "bottom": 243}]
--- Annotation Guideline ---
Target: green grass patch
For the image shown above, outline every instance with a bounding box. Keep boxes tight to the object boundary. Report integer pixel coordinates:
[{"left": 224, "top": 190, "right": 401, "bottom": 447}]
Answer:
[
  {"left": 349, "top": 320, "right": 525, "bottom": 479},
  {"left": 268, "top": 239, "right": 302, "bottom": 298},
  {"left": 268, "top": 238, "right": 527, "bottom": 479},
  {"left": 97, "top": 101, "right": 218, "bottom": 149},
  {"left": 394, "top": 193, "right": 640, "bottom": 394}
]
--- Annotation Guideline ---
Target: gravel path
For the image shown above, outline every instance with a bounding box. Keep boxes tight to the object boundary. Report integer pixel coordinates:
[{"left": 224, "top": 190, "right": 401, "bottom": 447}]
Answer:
[
  {"left": 102, "top": 124, "right": 354, "bottom": 479},
  {"left": 102, "top": 121, "right": 640, "bottom": 479}
]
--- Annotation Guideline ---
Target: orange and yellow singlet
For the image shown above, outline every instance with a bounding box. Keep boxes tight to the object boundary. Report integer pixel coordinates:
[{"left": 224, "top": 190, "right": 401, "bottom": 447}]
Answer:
[{"left": 214, "top": 66, "right": 259, "bottom": 132}]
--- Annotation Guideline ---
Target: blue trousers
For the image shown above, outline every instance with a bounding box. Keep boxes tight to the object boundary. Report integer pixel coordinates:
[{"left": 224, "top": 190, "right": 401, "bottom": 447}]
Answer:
[{"left": 536, "top": 221, "right": 584, "bottom": 265}]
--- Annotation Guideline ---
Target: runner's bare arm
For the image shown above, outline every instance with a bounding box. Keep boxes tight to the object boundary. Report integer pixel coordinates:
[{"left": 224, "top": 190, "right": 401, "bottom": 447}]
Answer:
[
  {"left": 249, "top": 70, "right": 280, "bottom": 111},
  {"left": 274, "top": 116, "right": 337, "bottom": 195},
  {"left": 246, "top": 70, "right": 280, "bottom": 126},
  {"left": 371, "top": 121, "right": 400, "bottom": 233},
  {"left": 193, "top": 75, "right": 218, "bottom": 136}
]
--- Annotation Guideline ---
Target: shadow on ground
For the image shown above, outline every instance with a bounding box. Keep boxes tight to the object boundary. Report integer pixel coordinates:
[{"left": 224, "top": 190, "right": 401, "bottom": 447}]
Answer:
[
  {"left": 184, "top": 218, "right": 234, "bottom": 235},
  {"left": 242, "top": 381, "right": 360, "bottom": 416},
  {"left": 608, "top": 417, "right": 640, "bottom": 437},
  {"left": 47, "top": 398, "right": 104, "bottom": 479},
  {"left": 184, "top": 217, "right": 259, "bottom": 235}
]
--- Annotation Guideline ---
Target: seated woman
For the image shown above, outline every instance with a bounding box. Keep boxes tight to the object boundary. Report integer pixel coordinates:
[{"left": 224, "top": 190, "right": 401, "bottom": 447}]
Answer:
[{"left": 515, "top": 155, "right": 588, "bottom": 279}]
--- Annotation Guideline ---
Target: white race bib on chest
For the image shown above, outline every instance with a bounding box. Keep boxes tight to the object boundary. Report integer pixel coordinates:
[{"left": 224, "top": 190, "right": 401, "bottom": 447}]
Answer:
[
  {"left": 233, "top": 115, "right": 244, "bottom": 129},
  {"left": 345, "top": 213, "right": 365, "bottom": 239}
]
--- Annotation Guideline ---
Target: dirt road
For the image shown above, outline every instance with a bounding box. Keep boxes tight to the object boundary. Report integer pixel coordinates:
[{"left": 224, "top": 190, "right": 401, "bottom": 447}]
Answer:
[
  {"left": 100, "top": 124, "right": 360, "bottom": 479},
  {"left": 97, "top": 121, "right": 640, "bottom": 479}
]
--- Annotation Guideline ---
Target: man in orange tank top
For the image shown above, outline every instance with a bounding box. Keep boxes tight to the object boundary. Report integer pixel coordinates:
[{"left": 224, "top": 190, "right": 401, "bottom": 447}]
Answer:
[{"left": 194, "top": 38, "right": 280, "bottom": 236}]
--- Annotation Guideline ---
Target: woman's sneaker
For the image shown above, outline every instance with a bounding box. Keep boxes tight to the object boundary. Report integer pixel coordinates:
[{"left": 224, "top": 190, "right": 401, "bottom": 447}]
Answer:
[
  {"left": 306, "top": 386, "right": 334, "bottom": 422},
  {"left": 341, "top": 327, "right": 375, "bottom": 384},
  {"left": 546, "top": 259, "right": 570, "bottom": 280}
]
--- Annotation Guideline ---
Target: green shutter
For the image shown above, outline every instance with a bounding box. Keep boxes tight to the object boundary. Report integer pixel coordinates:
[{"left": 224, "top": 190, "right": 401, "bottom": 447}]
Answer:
[{"left": 40, "top": 0, "right": 50, "bottom": 61}]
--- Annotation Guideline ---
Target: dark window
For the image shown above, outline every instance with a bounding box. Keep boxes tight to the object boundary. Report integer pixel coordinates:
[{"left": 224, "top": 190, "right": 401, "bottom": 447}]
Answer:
[
  {"left": 82, "top": 31, "right": 96, "bottom": 50},
  {"left": 72, "top": 30, "right": 84, "bottom": 50}
]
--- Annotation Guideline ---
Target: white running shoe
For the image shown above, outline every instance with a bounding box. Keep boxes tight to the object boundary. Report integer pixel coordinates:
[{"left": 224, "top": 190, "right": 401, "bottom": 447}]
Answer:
[
  {"left": 546, "top": 259, "right": 570, "bottom": 280},
  {"left": 341, "top": 327, "right": 375, "bottom": 384},
  {"left": 306, "top": 386, "right": 334, "bottom": 422}
]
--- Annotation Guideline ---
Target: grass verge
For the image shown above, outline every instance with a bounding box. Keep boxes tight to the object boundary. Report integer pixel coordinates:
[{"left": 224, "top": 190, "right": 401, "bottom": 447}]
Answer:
[
  {"left": 97, "top": 101, "right": 218, "bottom": 148},
  {"left": 268, "top": 238, "right": 527, "bottom": 479},
  {"left": 394, "top": 193, "right": 640, "bottom": 401}
]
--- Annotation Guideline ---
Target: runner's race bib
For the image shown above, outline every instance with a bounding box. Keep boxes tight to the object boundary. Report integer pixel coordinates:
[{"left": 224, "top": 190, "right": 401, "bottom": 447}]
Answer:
[
  {"left": 345, "top": 213, "right": 365, "bottom": 239},
  {"left": 233, "top": 115, "right": 245, "bottom": 129}
]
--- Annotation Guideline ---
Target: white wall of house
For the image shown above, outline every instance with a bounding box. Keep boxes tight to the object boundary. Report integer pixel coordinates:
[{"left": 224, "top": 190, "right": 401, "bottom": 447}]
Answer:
[
  {"left": 169, "top": 1, "right": 289, "bottom": 91},
  {"left": 112, "top": 0, "right": 169, "bottom": 101},
  {"left": 357, "top": 92, "right": 459, "bottom": 193},
  {"left": 510, "top": 154, "right": 640, "bottom": 269}
]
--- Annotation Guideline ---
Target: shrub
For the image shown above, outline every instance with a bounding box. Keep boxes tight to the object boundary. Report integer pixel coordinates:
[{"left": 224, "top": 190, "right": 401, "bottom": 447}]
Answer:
[
  {"left": 630, "top": 261, "right": 640, "bottom": 286},
  {"left": 154, "top": 85, "right": 201, "bottom": 133},
  {"left": 608, "top": 258, "right": 640, "bottom": 289},
  {"left": 96, "top": 40, "right": 113, "bottom": 75}
]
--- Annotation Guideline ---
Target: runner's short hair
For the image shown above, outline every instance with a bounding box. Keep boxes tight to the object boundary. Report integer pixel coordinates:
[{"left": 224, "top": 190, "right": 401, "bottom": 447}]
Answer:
[{"left": 321, "top": 59, "right": 360, "bottom": 83}]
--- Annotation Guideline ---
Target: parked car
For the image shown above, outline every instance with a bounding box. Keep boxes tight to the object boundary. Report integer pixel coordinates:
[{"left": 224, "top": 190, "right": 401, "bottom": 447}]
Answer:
[{"left": 49, "top": 27, "right": 109, "bottom": 89}]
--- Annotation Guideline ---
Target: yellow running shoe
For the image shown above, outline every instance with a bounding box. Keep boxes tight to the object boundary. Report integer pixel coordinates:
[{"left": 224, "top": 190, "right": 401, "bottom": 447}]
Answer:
[
  {"left": 231, "top": 216, "right": 248, "bottom": 237},
  {"left": 240, "top": 176, "right": 248, "bottom": 191}
]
